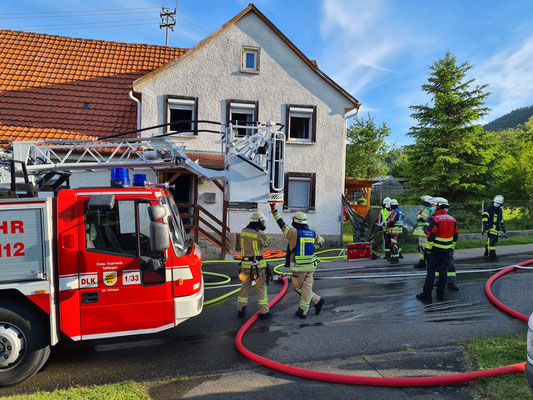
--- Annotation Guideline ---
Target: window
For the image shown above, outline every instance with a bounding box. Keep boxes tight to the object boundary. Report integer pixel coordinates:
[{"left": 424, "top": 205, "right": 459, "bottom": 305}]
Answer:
[
  {"left": 165, "top": 96, "right": 198, "bottom": 135},
  {"left": 286, "top": 105, "right": 317, "bottom": 142},
  {"left": 226, "top": 100, "right": 258, "bottom": 137},
  {"left": 284, "top": 172, "right": 316, "bottom": 211},
  {"left": 85, "top": 200, "right": 138, "bottom": 256},
  {"left": 241, "top": 46, "right": 260, "bottom": 73}
]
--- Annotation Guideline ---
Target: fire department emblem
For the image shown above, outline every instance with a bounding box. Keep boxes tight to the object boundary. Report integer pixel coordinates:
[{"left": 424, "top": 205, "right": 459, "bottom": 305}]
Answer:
[{"left": 103, "top": 271, "right": 117, "bottom": 286}]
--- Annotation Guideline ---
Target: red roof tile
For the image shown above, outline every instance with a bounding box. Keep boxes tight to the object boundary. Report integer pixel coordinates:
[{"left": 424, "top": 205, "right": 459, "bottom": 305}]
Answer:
[{"left": 0, "top": 30, "right": 187, "bottom": 143}]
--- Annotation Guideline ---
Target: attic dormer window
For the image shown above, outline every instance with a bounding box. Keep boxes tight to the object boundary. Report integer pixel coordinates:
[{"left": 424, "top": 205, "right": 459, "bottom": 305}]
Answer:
[{"left": 241, "top": 46, "right": 260, "bottom": 73}]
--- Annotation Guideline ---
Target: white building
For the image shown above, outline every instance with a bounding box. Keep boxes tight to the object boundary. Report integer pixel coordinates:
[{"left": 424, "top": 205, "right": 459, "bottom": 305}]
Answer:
[{"left": 132, "top": 5, "right": 359, "bottom": 250}]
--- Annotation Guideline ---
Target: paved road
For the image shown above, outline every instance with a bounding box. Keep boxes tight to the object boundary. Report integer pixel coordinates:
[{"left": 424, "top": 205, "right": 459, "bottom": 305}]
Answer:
[{"left": 2, "top": 245, "right": 532, "bottom": 399}]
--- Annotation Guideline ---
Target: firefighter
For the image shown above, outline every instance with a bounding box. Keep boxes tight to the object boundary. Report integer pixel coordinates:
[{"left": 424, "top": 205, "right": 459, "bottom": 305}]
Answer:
[
  {"left": 412, "top": 195, "right": 433, "bottom": 269},
  {"left": 270, "top": 204, "right": 325, "bottom": 319},
  {"left": 377, "top": 197, "right": 392, "bottom": 258},
  {"left": 237, "top": 212, "right": 271, "bottom": 319},
  {"left": 482, "top": 195, "right": 506, "bottom": 258},
  {"left": 386, "top": 199, "right": 403, "bottom": 264},
  {"left": 416, "top": 197, "right": 458, "bottom": 302}
]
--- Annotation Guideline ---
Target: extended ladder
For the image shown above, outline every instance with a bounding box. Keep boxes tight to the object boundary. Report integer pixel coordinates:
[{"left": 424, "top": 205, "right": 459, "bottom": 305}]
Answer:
[{"left": 0, "top": 121, "right": 285, "bottom": 202}]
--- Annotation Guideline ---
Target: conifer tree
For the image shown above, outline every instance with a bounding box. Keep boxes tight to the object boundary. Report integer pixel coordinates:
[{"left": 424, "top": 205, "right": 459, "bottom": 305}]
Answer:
[{"left": 407, "top": 51, "right": 494, "bottom": 201}]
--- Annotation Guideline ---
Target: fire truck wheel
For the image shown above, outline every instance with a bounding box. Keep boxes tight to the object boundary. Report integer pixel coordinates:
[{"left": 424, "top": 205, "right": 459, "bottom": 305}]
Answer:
[{"left": 0, "top": 303, "right": 50, "bottom": 387}]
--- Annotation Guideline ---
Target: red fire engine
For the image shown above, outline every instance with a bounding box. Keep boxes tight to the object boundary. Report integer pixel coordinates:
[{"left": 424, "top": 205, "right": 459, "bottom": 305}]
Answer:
[{"left": 0, "top": 121, "right": 285, "bottom": 386}]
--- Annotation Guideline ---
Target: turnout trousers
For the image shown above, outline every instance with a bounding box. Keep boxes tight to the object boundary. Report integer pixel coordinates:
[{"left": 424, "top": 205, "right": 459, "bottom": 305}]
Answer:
[
  {"left": 485, "top": 233, "right": 499, "bottom": 257},
  {"left": 383, "top": 232, "right": 391, "bottom": 258},
  {"left": 417, "top": 236, "right": 427, "bottom": 261},
  {"left": 291, "top": 270, "right": 321, "bottom": 315},
  {"left": 237, "top": 268, "right": 269, "bottom": 314},
  {"left": 422, "top": 251, "right": 450, "bottom": 298},
  {"left": 390, "top": 234, "right": 402, "bottom": 260}
]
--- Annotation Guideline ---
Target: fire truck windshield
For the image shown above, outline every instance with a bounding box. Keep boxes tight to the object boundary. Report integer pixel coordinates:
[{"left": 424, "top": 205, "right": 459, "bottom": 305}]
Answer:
[{"left": 160, "top": 195, "right": 188, "bottom": 255}]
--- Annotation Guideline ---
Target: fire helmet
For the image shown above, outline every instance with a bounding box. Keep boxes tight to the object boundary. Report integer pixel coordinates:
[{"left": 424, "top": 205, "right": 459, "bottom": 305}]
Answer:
[
  {"left": 292, "top": 211, "right": 308, "bottom": 224},
  {"left": 493, "top": 195, "right": 504, "bottom": 204},
  {"left": 390, "top": 199, "right": 399, "bottom": 206},
  {"left": 430, "top": 197, "right": 449, "bottom": 207},
  {"left": 250, "top": 212, "right": 267, "bottom": 223}
]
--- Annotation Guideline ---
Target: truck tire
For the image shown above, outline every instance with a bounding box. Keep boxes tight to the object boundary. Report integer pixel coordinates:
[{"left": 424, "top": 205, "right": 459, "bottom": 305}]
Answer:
[{"left": 0, "top": 303, "right": 50, "bottom": 387}]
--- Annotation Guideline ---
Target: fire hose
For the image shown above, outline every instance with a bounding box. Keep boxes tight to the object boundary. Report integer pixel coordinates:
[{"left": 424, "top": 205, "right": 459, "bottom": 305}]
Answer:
[{"left": 232, "top": 257, "right": 533, "bottom": 387}]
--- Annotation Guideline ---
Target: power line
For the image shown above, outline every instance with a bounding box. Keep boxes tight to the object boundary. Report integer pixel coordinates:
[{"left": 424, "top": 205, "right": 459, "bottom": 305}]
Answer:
[
  {"left": 0, "top": 10, "right": 160, "bottom": 20},
  {"left": 3, "top": 18, "right": 159, "bottom": 30},
  {"left": 0, "top": 7, "right": 160, "bottom": 17},
  {"left": 160, "top": 7, "right": 176, "bottom": 46},
  {"left": 25, "top": 22, "right": 158, "bottom": 32}
]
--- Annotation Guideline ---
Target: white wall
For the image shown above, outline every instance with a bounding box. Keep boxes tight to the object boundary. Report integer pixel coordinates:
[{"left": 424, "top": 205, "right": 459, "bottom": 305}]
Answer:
[{"left": 134, "top": 12, "right": 353, "bottom": 240}]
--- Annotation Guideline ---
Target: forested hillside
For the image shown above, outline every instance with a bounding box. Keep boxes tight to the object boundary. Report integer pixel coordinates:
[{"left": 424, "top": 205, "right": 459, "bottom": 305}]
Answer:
[{"left": 484, "top": 105, "right": 533, "bottom": 131}]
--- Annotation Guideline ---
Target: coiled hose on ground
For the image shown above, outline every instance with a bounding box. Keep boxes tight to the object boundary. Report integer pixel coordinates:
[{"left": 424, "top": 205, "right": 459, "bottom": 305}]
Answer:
[{"left": 228, "top": 255, "right": 533, "bottom": 386}]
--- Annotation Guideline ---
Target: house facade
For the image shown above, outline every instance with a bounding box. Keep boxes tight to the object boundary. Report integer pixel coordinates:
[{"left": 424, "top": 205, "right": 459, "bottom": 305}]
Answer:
[
  {"left": 0, "top": 5, "right": 359, "bottom": 251},
  {"left": 132, "top": 5, "right": 359, "bottom": 248}
]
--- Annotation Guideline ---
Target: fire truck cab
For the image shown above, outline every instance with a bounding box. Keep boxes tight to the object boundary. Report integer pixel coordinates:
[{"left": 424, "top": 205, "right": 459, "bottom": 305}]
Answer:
[{"left": 0, "top": 184, "right": 203, "bottom": 386}]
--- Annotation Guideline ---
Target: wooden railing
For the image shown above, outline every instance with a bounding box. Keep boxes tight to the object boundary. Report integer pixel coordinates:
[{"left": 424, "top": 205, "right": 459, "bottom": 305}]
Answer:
[{"left": 176, "top": 202, "right": 231, "bottom": 258}]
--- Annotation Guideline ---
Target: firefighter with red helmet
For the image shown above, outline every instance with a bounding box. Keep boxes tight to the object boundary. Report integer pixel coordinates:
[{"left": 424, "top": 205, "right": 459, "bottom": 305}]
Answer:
[
  {"left": 482, "top": 195, "right": 506, "bottom": 258},
  {"left": 237, "top": 212, "right": 271, "bottom": 319},
  {"left": 270, "top": 204, "right": 325, "bottom": 319},
  {"left": 377, "top": 197, "right": 392, "bottom": 259},
  {"left": 416, "top": 197, "right": 458, "bottom": 302},
  {"left": 385, "top": 199, "right": 403, "bottom": 264}
]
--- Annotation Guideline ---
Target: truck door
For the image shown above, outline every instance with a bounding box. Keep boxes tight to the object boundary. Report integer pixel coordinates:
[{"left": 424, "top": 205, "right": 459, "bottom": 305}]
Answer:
[{"left": 78, "top": 196, "right": 175, "bottom": 339}]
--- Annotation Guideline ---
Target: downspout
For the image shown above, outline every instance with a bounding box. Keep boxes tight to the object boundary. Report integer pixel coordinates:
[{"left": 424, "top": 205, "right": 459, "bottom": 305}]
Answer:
[
  {"left": 128, "top": 89, "right": 141, "bottom": 132},
  {"left": 340, "top": 103, "right": 361, "bottom": 245}
]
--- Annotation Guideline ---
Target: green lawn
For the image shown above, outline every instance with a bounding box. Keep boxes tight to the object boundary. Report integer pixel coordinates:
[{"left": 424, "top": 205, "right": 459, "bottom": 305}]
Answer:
[
  {"left": 1, "top": 381, "right": 150, "bottom": 400},
  {"left": 464, "top": 333, "right": 533, "bottom": 400}
]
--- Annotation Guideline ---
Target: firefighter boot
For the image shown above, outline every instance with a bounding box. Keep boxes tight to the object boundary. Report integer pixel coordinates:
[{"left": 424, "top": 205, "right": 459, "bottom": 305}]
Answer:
[
  {"left": 414, "top": 260, "right": 426, "bottom": 269},
  {"left": 238, "top": 306, "right": 247, "bottom": 319},
  {"left": 384, "top": 252, "right": 390, "bottom": 259},
  {"left": 416, "top": 293, "right": 432, "bottom": 302},
  {"left": 295, "top": 308, "right": 306, "bottom": 319},
  {"left": 315, "top": 298, "right": 325, "bottom": 315},
  {"left": 258, "top": 312, "right": 272, "bottom": 320},
  {"left": 389, "top": 258, "right": 399, "bottom": 264},
  {"left": 447, "top": 276, "right": 459, "bottom": 291}
]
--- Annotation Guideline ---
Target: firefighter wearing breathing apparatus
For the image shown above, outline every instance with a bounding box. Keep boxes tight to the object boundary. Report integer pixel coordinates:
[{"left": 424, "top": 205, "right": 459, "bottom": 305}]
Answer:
[
  {"left": 377, "top": 197, "right": 392, "bottom": 258},
  {"left": 482, "top": 195, "right": 506, "bottom": 258},
  {"left": 385, "top": 199, "right": 403, "bottom": 264},
  {"left": 237, "top": 212, "right": 271, "bottom": 320},
  {"left": 416, "top": 197, "right": 458, "bottom": 302},
  {"left": 270, "top": 204, "right": 325, "bottom": 319},
  {"left": 412, "top": 195, "right": 434, "bottom": 269}
]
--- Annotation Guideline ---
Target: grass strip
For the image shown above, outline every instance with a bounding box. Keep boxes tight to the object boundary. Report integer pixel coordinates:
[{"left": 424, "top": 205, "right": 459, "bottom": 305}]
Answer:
[
  {"left": 464, "top": 333, "right": 533, "bottom": 400},
  {"left": 0, "top": 381, "right": 150, "bottom": 400}
]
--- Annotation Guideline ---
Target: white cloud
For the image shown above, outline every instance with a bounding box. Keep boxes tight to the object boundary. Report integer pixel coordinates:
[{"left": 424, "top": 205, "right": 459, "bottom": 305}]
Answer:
[
  {"left": 318, "top": 0, "right": 417, "bottom": 96},
  {"left": 476, "top": 34, "right": 533, "bottom": 118}
]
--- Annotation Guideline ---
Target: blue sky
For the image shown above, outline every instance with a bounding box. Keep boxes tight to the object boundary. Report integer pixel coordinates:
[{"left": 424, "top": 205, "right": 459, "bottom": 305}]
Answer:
[{"left": 2, "top": 0, "right": 533, "bottom": 146}]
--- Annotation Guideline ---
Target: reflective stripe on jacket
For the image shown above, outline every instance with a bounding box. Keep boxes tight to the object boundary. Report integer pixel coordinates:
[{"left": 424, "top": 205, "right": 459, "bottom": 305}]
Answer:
[
  {"left": 386, "top": 208, "right": 404, "bottom": 234},
  {"left": 240, "top": 228, "right": 269, "bottom": 269},
  {"left": 482, "top": 204, "right": 505, "bottom": 234},
  {"left": 425, "top": 209, "right": 458, "bottom": 252}
]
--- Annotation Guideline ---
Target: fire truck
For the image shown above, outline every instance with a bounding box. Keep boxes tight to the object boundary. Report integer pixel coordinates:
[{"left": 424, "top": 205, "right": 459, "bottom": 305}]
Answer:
[{"left": 0, "top": 121, "right": 285, "bottom": 386}]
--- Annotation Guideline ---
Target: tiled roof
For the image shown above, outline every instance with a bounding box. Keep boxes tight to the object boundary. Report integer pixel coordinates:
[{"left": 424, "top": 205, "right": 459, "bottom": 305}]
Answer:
[
  {"left": 0, "top": 30, "right": 186, "bottom": 144},
  {"left": 186, "top": 152, "right": 224, "bottom": 169}
]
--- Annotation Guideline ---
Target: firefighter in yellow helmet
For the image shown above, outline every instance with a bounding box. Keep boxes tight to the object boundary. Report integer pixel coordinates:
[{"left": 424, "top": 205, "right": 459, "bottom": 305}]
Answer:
[
  {"left": 270, "top": 204, "right": 325, "bottom": 319},
  {"left": 412, "top": 195, "right": 433, "bottom": 269},
  {"left": 482, "top": 195, "right": 506, "bottom": 258},
  {"left": 377, "top": 197, "right": 392, "bottom": 258},
  {"left": 237, "top": 212, "right": 271, "bottom": 319}
]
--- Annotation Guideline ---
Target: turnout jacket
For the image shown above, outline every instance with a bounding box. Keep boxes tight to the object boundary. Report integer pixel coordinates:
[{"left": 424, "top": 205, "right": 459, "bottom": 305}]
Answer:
[
  {"left": 386, "top": 208, "right": 404, "bottom": 234},
  {"left": 412, "top": 206, "right": 434, "bottom": 237},
  {"left": 425, "top": 209, "right": 458, "bottom": 253},
  {"left": 272, "top": 209, "right": 325, "bottom": 271},
  {"left": 240, "top": 227, "right": 270, "bottom": 268},
  {"left": 482, "top": 204, "right": 506, "bottom": 235}
]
